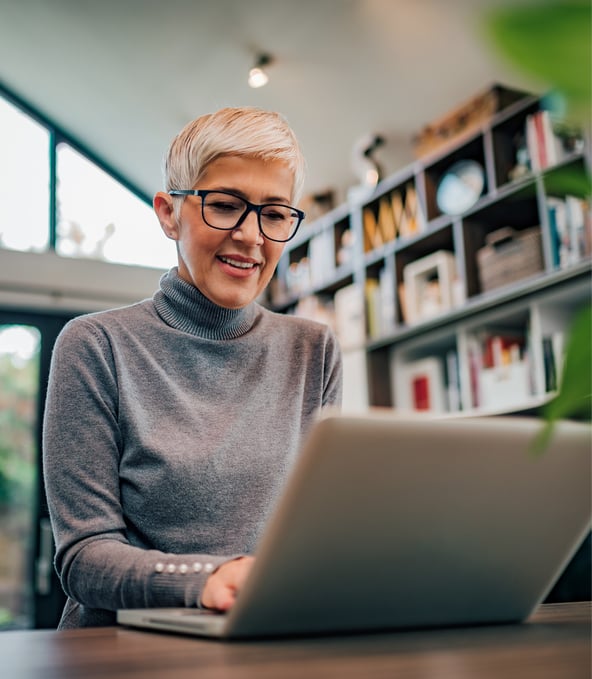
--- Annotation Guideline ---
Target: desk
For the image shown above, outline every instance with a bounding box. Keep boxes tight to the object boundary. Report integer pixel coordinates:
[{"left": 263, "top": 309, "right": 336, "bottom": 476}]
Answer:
[{"left": 2, "top": 603, "right": 590, "bottom": 679}]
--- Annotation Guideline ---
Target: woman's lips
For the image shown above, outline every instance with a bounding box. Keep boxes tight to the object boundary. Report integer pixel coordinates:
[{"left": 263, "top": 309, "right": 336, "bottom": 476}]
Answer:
[{"left": 217, "top": 255, "right": 260, "bottom": 277}]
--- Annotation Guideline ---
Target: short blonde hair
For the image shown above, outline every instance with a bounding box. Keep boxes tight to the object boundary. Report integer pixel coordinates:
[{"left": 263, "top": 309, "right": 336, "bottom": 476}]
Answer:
[{"left": 163, "top": 107, "right": 306, "bottom": 209}]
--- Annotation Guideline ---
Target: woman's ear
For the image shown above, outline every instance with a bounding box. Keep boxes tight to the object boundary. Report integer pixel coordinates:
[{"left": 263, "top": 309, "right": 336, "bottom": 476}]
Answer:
[{"left": 153, "top": 192, "right": 179, "bottom": 241}]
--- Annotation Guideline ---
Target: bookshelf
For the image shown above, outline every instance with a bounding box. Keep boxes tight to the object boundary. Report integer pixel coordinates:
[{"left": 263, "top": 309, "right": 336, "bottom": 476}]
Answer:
[{"left": 268, "top": 87, "right": 591, "bottom": 415}]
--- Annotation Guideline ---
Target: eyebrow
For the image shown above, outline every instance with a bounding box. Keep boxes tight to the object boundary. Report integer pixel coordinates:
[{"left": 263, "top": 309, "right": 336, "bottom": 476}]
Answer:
[{"left": 212, "top": 187, "right": 293, "bottom": 205}]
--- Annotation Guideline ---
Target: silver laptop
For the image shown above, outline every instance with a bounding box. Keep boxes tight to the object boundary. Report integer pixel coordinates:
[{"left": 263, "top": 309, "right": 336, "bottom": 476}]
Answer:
[{"left": 117, "top": 411, "right": 591, "bottom": 639}]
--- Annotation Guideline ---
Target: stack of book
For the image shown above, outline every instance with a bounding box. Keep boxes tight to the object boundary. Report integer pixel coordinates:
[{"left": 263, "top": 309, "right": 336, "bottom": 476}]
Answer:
[{"left": 362, "top": 184, "right": 424, "bottom": 253}]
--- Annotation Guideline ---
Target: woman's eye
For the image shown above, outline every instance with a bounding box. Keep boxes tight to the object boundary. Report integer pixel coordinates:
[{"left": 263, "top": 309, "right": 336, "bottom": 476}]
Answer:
[
  {"left": 212, "top": 201, "right": 241, "bottom": 213},
  {"left": 263, "top": 208, "right": 289, "bottom": 222}
]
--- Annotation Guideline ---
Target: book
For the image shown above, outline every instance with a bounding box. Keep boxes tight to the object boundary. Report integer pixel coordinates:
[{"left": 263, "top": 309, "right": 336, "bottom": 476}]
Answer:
[
  {"left": 334, "top": 283, "right": 366, "bottom": 350},
  {"left": 525, "top": 113, "right": 541, "bottom": 172},
  {"left": 546, "top": 195, "right": 589, "bottom": 269},
  {"left": 467, "top": 336, "right": 483, "bottom": 409},
  {"left": 481, "top": 333, "right": 524, "bottom": 370},
  {"left": 412, "top": 375, "right": 430, "bottom": 410},
  {"left": 378, "top": 266, "right": 396, "bottom": 335},
  {"left": 445, "top": 349, "right": 462, "bottom": 412},
  {"left": 542, "top": 336, "right": 558, "bottom": 392},
  {"left": 308, "top": 232, "right": 333, "bottom": 288},
  {"left": 363, "top": 207, "right": 381, "bottom": 252},
  {"left": 546, "top": 200, "right": 562, "bottom": 269},
  {"left": 547, "top": 197, "right": 571, "bottom": 268},
  {"left": 390, "top": 191, "right": 404, "bottom": 237},
  {"left": 533, "top": 110, "right": 548, "bottom": 169},
  {"left": 565, "top": 195, "right": 587, "bottom": 264},
  {"left": 365, "top": 278, "right": 382, "bottom": 340},
  {"left": 525, "top": 110, "right": 565, "bottom": 172},
  {"left": 404, "top": 184, "right": 422, "bottom": 236},
  {"left": 377, "top": 196, "right": 396, "bottom": 243},
  {"left": 341, "top": 349, "right": 369, "bottom": 413}
]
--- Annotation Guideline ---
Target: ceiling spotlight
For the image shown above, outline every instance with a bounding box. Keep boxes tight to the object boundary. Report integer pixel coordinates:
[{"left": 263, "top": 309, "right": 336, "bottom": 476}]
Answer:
[{"left": 248, "top": 53, "right": 272, "bottom": 89}]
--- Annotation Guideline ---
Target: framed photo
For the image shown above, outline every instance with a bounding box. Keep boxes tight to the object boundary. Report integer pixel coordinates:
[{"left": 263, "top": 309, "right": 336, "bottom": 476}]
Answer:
[{"left": 403, "top": 250, "right": 457, "bottom": 324}]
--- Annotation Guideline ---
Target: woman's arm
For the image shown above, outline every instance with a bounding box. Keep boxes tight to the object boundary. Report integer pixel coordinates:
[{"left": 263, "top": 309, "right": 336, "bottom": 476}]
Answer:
[{"left": 42, "top": 318, "right": 241, "bottom": 612}]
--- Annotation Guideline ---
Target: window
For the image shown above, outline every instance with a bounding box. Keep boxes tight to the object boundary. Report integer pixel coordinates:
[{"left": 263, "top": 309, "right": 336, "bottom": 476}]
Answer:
[
  {"left": 56, "top": 144, "right": 174, "bottom": 269},
  {"left": 0, "top": 325, "right": 40, "bottom": 629},
  {"left": 0, "top": 86, "right": 176, "bottom": 270},
  {"left": 0, "top": 98, "right": 50, "bottom": 253}
]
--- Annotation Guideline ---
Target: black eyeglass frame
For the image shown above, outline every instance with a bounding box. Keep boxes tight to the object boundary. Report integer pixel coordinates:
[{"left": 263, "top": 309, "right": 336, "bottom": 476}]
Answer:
[{"left": 168, "top": 189, "right": 305, "bottom": 243}]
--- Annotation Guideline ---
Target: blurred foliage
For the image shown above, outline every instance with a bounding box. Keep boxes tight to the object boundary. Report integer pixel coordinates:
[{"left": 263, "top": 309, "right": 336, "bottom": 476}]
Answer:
[
  {"left": 544, "top": 167, "right": 592, "bottom": 197},
  {"left": 0, "top": 351, "right": 38, "bottom": 510},
  {"left": 0, "top": 334, "right": 39, "bottom": 631},
  {"left": 486, "top": 1, "right": 591, "bottom": 450},
  {"left": 533, "top": 306, "right": 592, "bottom": 452},
  {"left": 485, "top": 0, "right": 591, "bottom": 123}
]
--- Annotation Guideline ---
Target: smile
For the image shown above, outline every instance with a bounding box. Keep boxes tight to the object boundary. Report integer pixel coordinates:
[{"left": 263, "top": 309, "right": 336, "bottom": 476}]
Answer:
[{"left": 218, "top": 256, "right": 259, "bottom": 270}]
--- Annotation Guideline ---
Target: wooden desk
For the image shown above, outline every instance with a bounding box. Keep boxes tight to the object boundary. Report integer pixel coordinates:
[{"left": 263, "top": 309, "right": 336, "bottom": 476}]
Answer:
[{"left": 2, "top": 603, "right": 590, "bottom": 679}]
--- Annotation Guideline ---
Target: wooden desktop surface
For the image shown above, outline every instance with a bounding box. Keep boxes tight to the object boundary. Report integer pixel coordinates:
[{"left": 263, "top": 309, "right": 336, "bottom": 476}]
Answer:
[{"left": 2, "top": 602, "right": 590, "bottom": 679}]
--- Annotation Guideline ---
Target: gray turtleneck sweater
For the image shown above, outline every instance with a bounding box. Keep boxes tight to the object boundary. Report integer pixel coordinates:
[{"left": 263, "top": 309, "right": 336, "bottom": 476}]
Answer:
[{"left": 42, "top": 268, "right": 342, "bottom": 628}]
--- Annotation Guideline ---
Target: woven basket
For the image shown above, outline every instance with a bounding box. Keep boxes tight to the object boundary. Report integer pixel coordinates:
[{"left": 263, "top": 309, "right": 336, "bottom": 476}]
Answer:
[{"left": 477, "top": 226, "right": 544, "bottom": 292}]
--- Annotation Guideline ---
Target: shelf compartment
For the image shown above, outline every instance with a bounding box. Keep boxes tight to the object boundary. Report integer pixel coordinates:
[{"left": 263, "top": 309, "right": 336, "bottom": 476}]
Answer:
[
  {"left": 390, "top": 328, "right": 460, "bottom": 414},
  {"left": 422, "top": 136, "right": 487, "bottom": 222},
  {"left": 491, "top": 99, "right": 540, "bottom": 188},
  {"left": 361, "top": 181, "right": 423, "bottom": 254},
  {"left": 394, "top": 224, "right": 456, "bottom": 328},
  {"left": 462, "top": 185, "right": 542, "bottom": 299}
]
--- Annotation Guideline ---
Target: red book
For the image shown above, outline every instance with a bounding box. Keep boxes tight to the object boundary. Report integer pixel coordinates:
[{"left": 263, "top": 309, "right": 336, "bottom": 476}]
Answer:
[
  {"left": 412, "top": 375, "right": 430, "bottom": 410},
  {"left": 533, "top": 111, "right": 548, "bottom": 169}
]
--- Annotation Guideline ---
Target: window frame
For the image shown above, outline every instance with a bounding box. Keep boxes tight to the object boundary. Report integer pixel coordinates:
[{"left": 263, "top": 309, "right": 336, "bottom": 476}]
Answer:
[
  {"left": 0, "top": 308, "right": 77, "bottom": 629},
  {"left": 0, "top": 81, "right": 153, "bottom": 253}
]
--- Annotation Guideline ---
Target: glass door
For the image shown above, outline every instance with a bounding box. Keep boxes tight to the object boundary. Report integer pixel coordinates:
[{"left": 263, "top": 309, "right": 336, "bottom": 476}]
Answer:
[{"left": 0, "top": 324, "right": 40, "bottom": 629}]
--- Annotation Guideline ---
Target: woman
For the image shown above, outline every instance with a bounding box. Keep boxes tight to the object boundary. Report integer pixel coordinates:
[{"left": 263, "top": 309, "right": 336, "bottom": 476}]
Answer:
[{"left": 43, "top": 107, "right": 343, "bottom": 628}]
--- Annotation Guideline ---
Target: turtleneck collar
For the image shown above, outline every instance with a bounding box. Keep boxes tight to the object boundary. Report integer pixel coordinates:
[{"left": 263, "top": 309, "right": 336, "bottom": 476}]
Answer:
[{"left": 153, "top": 268, "right": 258, "bottom": 340}]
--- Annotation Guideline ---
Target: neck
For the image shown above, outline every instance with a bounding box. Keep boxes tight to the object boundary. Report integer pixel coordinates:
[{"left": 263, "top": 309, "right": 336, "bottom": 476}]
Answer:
[{"left": 153, "top": 267, "right": 258, "bottom": 339}]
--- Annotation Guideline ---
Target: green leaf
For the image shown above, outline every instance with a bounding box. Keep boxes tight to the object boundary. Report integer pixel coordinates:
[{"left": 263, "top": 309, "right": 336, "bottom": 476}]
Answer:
[
  {"left": 544, "top": 305, "right": 592, "bottom": 422},
  {"left": 531, "top": 306, "right": 592, "bottom": 454},
  {"left": 544, "top": 168, "right": 592, "bottom": 198},
  {"left": 486, "top": 1, "right": 592, "bottom": 119}
]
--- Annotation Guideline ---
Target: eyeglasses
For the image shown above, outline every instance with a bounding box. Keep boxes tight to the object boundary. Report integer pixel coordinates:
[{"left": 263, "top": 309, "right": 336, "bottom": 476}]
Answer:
[{"left": 168, "top": 189, "right": 305, "bottom": 243}]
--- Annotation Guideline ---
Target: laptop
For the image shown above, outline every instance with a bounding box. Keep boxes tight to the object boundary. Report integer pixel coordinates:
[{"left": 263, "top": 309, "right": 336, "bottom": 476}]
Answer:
[{"left": 117, "top": 411, "right": 591, "bottom": 639}]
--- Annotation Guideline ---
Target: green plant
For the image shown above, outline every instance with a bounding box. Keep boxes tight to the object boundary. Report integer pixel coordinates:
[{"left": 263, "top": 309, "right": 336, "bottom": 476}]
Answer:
[
  {"left": 536, "top": 306, "right": 592, "bottom": 450},
  {"left": 485, "top": 0, "right": 591, "bottom": 124},
  {"left": 485, "top": 0, "right": 591, "bottom": 445}
]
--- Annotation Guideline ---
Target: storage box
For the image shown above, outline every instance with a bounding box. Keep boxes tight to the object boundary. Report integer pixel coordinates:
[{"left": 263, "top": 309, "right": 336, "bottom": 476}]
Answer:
[
  {"left": 477, "top": 226, "right": 544, "bottom": 293},
  {"left": 479, "top": 361, "right": 531, "bottom": 410},
  {"left": 412, "top": 84, "right": 531, "bottom": 159}
]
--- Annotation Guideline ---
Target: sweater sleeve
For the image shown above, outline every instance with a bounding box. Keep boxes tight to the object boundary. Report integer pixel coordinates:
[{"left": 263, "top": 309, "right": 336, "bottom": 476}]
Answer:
[
  {"left": 321, "top": 326, "right": 343, "bottom": 409},
  {"left": 42, "top": 318, "right": 239, "bottom": 615}
]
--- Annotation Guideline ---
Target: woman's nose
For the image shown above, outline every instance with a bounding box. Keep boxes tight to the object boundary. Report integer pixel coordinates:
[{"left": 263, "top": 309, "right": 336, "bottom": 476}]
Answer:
[{"left": 231, "top": 209, "right": 264, "bottom": 245}]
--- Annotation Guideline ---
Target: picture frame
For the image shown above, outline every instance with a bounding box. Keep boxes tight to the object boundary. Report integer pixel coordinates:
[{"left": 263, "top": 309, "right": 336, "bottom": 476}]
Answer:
[{"left": 403, "top": 250, "right": 457, "bottom": 324}]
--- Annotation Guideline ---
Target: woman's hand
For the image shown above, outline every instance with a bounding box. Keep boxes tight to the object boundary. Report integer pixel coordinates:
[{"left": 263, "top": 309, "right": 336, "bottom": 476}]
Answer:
[{"left": 200, "top": 556, "right": 255, "bottom": 611}]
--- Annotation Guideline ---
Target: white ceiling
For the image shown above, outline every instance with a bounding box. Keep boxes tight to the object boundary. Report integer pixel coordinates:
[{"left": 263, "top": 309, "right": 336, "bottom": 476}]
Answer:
[{"left": 0, "top": 0, "right": 539, "bottom": 205}]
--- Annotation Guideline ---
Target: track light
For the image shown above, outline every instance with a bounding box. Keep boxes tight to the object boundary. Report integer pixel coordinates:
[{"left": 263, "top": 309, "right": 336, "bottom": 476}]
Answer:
[{"left": 248, "top": 53, "right": 272, "bottom": 89}]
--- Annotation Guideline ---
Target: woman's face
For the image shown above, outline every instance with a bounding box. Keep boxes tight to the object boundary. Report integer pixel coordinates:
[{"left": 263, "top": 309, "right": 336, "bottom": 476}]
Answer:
[{"left": 155, "top": 155, "right": 294, "bottom": 309}]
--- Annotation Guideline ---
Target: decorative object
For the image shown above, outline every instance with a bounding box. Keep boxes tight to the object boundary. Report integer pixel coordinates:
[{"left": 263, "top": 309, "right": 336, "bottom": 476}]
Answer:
[
  {"left": 412, "top": 83, "right": 530, "bottom": 158},
  {"left": 403, "top": 250, "right": 457, "bottom": 324},
  {"left": 436, "top": 160, "right": 485, "bottom": 215},
  {"left": 351, "top": 133, "right": 385, "bottom": 187}
]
